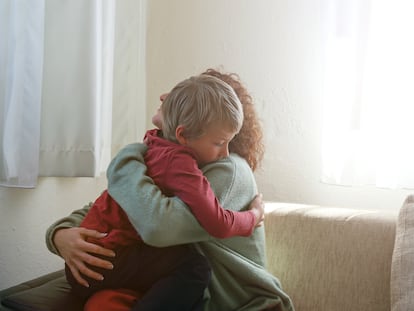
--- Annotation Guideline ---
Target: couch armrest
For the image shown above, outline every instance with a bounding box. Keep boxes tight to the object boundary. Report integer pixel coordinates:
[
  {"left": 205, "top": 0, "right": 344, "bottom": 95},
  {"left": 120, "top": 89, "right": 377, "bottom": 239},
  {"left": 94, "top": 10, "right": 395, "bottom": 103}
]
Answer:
[
  {"left": 264, "top": 202, "right": 397, "bottom": 311},
  {"left": 0, "top": 270, "right": 84, "bottom": 311}
]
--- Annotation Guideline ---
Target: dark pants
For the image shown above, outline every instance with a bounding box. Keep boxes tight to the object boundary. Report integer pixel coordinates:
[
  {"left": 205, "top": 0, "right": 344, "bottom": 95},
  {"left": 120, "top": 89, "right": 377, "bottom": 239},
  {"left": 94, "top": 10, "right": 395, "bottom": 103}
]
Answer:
[{"left": 65, "top": 243, "right": 211, "bottom": 311}]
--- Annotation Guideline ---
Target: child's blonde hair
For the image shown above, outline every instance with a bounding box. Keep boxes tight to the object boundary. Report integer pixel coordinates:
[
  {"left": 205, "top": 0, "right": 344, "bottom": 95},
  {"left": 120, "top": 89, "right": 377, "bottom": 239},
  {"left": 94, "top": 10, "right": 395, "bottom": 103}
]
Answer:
[{"left": 161, "top": 74, "right": 243, "bottom": 142}]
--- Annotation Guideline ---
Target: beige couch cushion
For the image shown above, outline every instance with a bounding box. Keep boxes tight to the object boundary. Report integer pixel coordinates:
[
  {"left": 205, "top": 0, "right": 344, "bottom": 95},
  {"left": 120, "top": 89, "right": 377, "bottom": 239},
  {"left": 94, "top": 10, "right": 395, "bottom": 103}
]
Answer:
[
  {"left": 265, "top": 202, "right": 397, "bottom": 311},
  {"left": 391, "top": 194, "right": 414, "bottom": 311}
]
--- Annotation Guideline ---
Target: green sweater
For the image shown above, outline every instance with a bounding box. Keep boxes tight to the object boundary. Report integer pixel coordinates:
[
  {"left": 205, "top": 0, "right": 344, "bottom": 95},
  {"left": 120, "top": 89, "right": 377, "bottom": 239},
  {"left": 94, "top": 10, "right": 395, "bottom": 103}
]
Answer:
[{"left": 46, "top": 143, "right": 294, "bottom": 311}]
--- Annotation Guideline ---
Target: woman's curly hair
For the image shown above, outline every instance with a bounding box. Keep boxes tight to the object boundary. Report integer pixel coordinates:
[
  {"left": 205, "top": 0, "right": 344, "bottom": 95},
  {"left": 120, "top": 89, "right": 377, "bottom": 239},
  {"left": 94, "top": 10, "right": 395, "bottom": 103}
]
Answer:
[{"left": 202, "top": 68, "right": 264, "bottom": 171}]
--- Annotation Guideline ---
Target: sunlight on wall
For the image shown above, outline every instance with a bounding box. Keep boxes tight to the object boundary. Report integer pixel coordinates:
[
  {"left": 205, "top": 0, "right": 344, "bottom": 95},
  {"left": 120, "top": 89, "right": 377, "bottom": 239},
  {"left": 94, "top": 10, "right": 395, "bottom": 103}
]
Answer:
[{"left": 321, "top": 0, "right": 414, "bottom": 189}]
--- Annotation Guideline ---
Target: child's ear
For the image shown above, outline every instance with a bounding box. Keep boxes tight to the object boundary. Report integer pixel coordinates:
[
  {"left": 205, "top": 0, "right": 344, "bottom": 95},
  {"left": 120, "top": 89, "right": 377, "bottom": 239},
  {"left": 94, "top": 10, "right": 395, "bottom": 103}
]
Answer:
[{"left": 175, "top": 125, "right": 187, "bottom": 145}]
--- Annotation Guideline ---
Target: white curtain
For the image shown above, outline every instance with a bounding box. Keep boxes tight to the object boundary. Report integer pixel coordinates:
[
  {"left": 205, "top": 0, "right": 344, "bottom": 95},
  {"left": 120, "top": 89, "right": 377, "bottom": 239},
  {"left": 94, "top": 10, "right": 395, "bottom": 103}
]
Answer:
[
  {"left": 321, "top": 0, "right": 414, "bottom": 189},
  {"left": 0, "top": 0, "right": 45, "bottom": 188},
  {"left": 0, "top": 0, "right": 115, "bottom": 188}
]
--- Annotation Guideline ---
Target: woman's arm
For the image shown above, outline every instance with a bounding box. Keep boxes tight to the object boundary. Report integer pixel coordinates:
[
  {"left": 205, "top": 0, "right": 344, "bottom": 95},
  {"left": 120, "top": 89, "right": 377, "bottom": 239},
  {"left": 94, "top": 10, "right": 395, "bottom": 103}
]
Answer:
[
  {"left": 107, "top": 143, "right": 259, "bottom": 247},
  {"left": 45, "top": 142, "right": 260, "bottom": 285},
  {"left": 45, "top": 204, "right": 90, "bottom": 255},
  {"left": 45, "top": 203, "right": 115, "bottom": 287}
]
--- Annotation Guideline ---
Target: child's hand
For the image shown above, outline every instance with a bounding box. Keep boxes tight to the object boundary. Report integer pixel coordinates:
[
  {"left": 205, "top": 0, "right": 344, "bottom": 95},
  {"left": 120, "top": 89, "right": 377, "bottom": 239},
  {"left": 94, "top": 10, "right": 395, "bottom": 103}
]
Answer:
[{"left": 249, "top": 193, "right": 265, "bottom": 227}]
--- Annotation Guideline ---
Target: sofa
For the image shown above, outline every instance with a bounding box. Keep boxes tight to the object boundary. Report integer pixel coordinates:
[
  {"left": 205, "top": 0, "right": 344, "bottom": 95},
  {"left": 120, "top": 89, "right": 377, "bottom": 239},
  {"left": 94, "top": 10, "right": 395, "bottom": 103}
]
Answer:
[{"left": 1, "top": 197, "right": 412, "bottom": 311}]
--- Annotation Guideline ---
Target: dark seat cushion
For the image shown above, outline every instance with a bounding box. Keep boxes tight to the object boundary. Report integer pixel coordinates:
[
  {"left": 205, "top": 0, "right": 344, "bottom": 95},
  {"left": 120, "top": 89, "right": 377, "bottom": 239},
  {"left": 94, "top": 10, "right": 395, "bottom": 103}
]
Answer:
[{"left": 0, "top": 270, "right": 85, "bottom": 311}]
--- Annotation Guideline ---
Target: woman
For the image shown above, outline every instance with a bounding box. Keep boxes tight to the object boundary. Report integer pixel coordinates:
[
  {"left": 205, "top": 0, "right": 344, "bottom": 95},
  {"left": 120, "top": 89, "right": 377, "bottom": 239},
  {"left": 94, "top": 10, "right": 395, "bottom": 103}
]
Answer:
[{"left": 46, "top": 69, "right": 294, "bottom": 311}]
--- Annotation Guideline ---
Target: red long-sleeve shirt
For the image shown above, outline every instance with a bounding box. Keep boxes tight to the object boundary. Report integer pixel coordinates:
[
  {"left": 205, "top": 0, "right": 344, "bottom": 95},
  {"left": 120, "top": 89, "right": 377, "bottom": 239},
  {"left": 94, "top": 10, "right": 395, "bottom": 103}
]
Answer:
[{"left": 81, "top": 129, "right": 255, "bottom": 249}]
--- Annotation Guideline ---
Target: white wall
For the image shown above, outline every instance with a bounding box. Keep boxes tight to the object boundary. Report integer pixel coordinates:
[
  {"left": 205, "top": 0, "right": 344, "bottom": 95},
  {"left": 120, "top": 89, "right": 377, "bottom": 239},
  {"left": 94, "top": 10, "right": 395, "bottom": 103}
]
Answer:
[
  {"left": 145, "top": 0, "right": 412, "bottom": 210},
  {"left": 0, "top": 177, "right": 107, "bottom": 290},
  {"left": 1, "top": 0, "right": 412, "bottom": 291}
]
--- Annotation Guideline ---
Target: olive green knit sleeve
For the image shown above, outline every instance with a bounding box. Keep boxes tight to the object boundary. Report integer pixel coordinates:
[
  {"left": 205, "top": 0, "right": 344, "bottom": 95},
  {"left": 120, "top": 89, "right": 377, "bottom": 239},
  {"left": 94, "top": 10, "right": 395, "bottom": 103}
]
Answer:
[
  {"left": 106, "top": 143, "right": 256, "bottom": 247},
  {"left": 45, "top": 203, "right": 91, "bottom": 256}
]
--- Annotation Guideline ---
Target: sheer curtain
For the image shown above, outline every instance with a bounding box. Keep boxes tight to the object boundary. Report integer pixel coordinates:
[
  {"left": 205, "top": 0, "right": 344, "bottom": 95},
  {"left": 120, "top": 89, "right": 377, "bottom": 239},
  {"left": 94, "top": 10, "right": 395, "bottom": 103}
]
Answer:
[
  {"left": 39, "top": 0, "right": 114, "bottom": 178},
  {"left": 0, "top": 0, "right": 115, "bottom": 188},
  {"left": 321, "top": 0, "right": 414, "bottom": 189},
  {"left": 0, "top": 0, "right": 45, "bottom": 188}
]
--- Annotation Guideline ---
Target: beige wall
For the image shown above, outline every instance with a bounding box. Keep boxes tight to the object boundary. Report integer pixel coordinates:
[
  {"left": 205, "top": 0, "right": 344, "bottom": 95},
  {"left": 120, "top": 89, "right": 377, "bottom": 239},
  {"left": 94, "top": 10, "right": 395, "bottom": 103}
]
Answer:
[
  {"left": 1, "top": 0, "right": 412, "bottom": 290},
  {"left": 145, "top": 0, "right": 412, "bottom": 210},
  {"left": 0, "top": 177, "right": 107, "bottom": 290}
]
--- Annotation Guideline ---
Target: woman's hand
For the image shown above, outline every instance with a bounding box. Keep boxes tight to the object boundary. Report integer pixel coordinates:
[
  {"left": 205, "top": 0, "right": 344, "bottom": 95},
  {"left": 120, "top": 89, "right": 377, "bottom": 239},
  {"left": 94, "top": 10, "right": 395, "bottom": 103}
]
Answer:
[
  {"left": 54, "top": 227, "right": 115, "bottom": 287},
  {"left": 249, "top": 193, "right": 265, "bottom": 227}
]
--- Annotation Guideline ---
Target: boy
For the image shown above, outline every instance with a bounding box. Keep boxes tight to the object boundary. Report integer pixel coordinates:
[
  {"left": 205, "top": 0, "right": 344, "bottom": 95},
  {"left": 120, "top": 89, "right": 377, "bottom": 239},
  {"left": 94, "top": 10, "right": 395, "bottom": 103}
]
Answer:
[{"left": 65, "top": 75, "right": 264, "bottom": 310}]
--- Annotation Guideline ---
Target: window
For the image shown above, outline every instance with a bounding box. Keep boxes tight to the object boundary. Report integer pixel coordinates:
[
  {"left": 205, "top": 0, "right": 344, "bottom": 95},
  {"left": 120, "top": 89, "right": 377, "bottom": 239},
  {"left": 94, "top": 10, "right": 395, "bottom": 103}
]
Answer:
[{"left": 0, "top": 0, "right": 115, "bottom": 188}]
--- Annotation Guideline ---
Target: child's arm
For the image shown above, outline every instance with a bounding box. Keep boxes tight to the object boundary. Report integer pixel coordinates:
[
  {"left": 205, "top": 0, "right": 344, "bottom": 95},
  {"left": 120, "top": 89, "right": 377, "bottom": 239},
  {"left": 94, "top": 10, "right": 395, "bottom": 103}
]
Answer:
[
  {"left": 166, "top": 153, "right": 262, "bottom": 238},
  {"left": 107, "top": 143, "right": 261, "bottom": 246}
]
